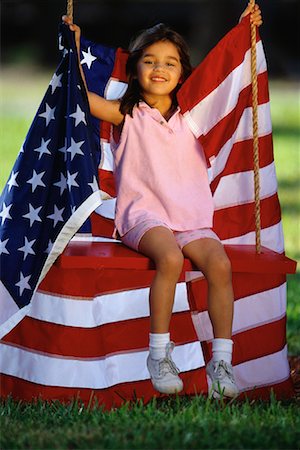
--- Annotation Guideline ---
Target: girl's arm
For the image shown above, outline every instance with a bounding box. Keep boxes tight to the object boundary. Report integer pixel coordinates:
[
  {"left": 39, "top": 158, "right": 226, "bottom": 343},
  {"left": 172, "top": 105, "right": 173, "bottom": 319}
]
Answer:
[
  {"left": 239, "top": 3, "right": 263, "bottom": 26},
  {"left": 62, "top": 15, "right": 124, "bottom": 126}
]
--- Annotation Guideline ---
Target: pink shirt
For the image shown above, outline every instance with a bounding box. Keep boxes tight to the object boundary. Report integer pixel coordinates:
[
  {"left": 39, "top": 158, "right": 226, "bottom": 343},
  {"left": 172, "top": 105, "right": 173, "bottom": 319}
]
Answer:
[{"left": 111, "top": 102, "right": 214, "bottom": 236}]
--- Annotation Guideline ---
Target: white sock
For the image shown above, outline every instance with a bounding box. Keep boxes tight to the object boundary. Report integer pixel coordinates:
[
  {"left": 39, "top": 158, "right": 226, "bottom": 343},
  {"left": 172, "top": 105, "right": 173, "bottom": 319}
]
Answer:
[
  {"left": 212, "top": 338, "right": 233, "bottom": 365},
  {"left": 149, "top": 332, "right": 170, "bottom": 360}
]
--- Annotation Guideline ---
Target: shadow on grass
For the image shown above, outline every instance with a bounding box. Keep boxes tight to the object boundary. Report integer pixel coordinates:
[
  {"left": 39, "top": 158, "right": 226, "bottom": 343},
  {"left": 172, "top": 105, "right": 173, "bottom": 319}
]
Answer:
[{"left": 273, "top": 125, "right": 300, "bottom": 139}]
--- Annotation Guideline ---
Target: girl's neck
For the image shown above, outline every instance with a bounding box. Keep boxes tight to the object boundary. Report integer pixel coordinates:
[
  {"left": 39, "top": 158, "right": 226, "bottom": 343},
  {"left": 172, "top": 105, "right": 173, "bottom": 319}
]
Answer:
[{"left": 142, "top": 94, "right": 176, "bottom": 120}]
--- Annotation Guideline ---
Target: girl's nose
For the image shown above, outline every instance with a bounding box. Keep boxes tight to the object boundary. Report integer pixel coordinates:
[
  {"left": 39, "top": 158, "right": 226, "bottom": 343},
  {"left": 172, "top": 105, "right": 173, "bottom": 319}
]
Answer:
[{"left": 153, "top": 62, "right": 165, "bottom": 70}]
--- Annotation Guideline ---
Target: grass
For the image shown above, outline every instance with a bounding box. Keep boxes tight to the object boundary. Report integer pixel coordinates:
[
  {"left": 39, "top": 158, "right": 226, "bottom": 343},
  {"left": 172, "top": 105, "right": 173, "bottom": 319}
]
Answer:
[
  {"left": 1, "top": 394, "right": 300, "bottom": 449},
  {"left": 0, "top": 69, "right": 300, "bottom": 449}
]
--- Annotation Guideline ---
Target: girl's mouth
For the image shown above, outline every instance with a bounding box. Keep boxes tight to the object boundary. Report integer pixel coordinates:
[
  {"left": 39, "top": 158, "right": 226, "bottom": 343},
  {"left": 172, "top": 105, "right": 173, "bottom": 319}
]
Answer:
[{"left": 151, "top": 76, "right": 167, "bottom": 82}]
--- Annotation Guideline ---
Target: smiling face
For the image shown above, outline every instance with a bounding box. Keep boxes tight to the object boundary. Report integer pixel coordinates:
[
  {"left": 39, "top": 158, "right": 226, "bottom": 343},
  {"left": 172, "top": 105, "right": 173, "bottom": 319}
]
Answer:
[{"left": 136, "top": 40, "right": 183, "bottom": 102}]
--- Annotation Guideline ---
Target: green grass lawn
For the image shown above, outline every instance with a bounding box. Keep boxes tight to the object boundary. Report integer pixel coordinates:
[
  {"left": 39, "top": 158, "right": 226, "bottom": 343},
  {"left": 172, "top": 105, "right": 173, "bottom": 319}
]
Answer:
[{"left": 0, "top": 69, "right": 299, "bottom": 450}]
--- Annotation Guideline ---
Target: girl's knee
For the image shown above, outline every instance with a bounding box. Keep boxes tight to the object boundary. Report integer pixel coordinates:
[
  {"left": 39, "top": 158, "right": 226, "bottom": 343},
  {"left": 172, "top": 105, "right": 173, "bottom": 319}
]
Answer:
[
  {"left": 207, "top": 253, "right": 232, "bottom": 284},
  {"left": 156, "top": 249, "right": 184, "bottom": 276}
]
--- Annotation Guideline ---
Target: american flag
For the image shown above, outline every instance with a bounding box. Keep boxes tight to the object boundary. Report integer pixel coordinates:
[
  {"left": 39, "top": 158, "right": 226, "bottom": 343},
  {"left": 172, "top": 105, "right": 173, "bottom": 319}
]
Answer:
[
  {"left": 0, "top": 17, "right": 295, "bottom": 404},
  {"left": 0, "top": 24, "right": 102, "bottom": 337}
]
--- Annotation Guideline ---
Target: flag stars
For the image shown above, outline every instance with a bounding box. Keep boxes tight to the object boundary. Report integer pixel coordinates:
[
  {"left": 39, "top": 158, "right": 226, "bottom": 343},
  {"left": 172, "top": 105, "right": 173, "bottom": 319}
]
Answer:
[
  {"left": 0, "top": 202, "right": 13, "bottom": 225},
  {"left": 45, "top": 239, "right": 54, "bottom": 254},
  {"left": 34, "top": 138, "right": 52, "bottom": 160},
  {"left": 0, "top": 238, "right": 9, "bottom": 255},
  {"left": 18, "top": 237, "right": 36, "bottom": 260},
  {"left": 27, "top": 170, "right": 46, "bottom": 192},
  {"left": 66, "top": 138, "right": 85, "bottom": 160},
  {"left": 88, "top": 176, "right": 99, "bottom": 193},
  {"left": 81, "top": 47, "right": 97, "bottom": 69},
  {"left": 7, "top": 171, "right": 19, "bottom": 192},
  {"left": 38, "top": 103, "right": 56, "bottom": 126},
  {"left": 47, "top": 205, "right": 65, "bottom": 227},
  {"left": 67, "top": 171, "right": 79, "bottom": 190},
  {"left": 54, "top": 172, "right": 67, "bottom": 195},
  {"left": 58, "top": 138, "right": 68, "bottom": 162},
  {"left": 49, "top": 72, "right": 63, "bottom": 94},
  {"left": 15, "top": 272, "right": 31, "bottom": 296},
  {"left": 23, "top": 203, "right": 43, "bottom": 227},
  {"left": 69, "top": 105, "right": 87, "bottom": 127}
]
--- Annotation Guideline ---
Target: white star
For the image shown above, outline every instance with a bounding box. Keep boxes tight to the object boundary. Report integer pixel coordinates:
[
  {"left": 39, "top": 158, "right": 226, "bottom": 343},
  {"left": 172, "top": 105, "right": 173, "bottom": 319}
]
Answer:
[
  {"left": 47, "top": 205, "right": 65, "bottom": 227},
  {"left": 58, "top": 34, "right": 64, "bottom": 51},
  {"left": 67, "top": 171, "right": 79, "bottom": 190},
  {"left": 18, "top": 236, "right": 36, "bottom": 260},
  {"left": 88, "top": 176, "right": 99, "bottom": 192},
  {"left": 15, "top": 272, "right": 31, "bottom": 296},
  {"left": 66, "top": 138, "right": 84, "bottom": 161},
  {"left": 81, "top": 47, "right": 97, "bottom": 69},
  {"left": 34, "top": 138, "right": 51, "bottom": 160},
  {"left": 53, "top": 172, "right": 67, "bottom": 195},
  {"left": 0, "top": 238, "right": 9, "bottom": 255},
  {"left": 38, "top": 103, "right": 56, "bottom": 126},
  {"left": 49, "top": 72, "right": 63, "bottom": 94},
  {"left": 7, "top": 171, "right": 19, "bottom": 192},
  {"left": 69, "top": 104, "right": 87, "bottom": 127},
  {"left": 45, "top": 239, "right": 54, "bottom": 254},
  {"left": 0, "top": 202, "right": 13, "bottom": 225},
  {"left": 27, "top": 170, "right": 46, "bottom": 192},
  {"left": 58, "top": 138, "right": 68, "bottom": 162},
  {"left": 23, "top": 203, "right": 42, "bottom": 227}
]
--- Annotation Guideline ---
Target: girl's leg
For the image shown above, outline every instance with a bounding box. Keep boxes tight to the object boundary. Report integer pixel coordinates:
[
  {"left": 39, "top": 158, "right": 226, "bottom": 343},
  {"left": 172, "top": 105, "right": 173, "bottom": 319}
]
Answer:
[
  {"left": 182, "top": 238, "right": 233, "bottom": 339},
  {"left": 138, "top": 226, "right": 184, "bottom": 394},
  {"left": 139, "top": 226, "right": 184, "bottom": 333},
  {"left": 182, "top": 237, "right": 238, "bottom": 397}
]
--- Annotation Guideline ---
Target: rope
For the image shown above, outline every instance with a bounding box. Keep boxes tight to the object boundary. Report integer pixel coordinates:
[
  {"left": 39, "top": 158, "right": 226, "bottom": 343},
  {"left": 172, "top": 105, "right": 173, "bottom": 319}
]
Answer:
[
  {"left": 249, "top": 0, "right": 261, "bottom": 254},
  {"left": 67, "top": 0, "right": 73, "bottom": 22}
]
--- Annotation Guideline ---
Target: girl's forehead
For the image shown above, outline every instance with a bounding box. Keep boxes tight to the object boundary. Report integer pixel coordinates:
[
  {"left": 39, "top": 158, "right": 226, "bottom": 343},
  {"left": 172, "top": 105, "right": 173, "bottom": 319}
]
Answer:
[{"left": 142, "top": 40, "right": 180, "bottom": 58}]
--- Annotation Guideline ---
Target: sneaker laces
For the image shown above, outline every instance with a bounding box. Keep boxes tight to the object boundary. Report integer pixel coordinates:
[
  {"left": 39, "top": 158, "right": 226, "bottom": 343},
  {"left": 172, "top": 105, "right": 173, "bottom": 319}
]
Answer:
[
  {"left": 158, "top": 342, "right": 180, "bottom": 377},
  {"left": 214, "top": 360, "right": 235, "bottom": 383}
]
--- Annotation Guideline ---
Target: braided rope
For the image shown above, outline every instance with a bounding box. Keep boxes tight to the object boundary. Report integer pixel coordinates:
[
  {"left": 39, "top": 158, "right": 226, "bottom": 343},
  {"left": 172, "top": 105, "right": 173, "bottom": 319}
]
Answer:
[
  {"left": 67, "top": 0, "right": 73, "bottom": 22},
  {"left": 249, "top": 0, "right": 261, "bottom": 254}
]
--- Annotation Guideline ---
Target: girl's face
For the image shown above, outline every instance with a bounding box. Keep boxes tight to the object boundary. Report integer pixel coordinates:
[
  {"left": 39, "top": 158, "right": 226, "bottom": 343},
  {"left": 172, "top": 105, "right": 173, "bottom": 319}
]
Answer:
[{"left": 136, "top": 40, "right": 182, "bottom": 100}]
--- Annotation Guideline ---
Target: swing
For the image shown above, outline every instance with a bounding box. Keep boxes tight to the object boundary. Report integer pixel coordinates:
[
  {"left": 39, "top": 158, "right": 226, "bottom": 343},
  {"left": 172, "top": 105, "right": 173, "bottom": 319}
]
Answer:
[{"left": 0, "top": 0, "right": 296, "bottom": 408}]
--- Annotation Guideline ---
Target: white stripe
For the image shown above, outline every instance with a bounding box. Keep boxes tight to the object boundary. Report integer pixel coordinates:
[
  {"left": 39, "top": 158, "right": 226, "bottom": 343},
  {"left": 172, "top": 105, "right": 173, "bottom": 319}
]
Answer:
[
  {"left": 0, "top": 281, "right": 19, "bottom": 326},
  {"left": 213, "top": 162, "right": 278, "bottom": 210},
  {"left": 94, "top": 198, "right": 116, "bottom": 219},
  {"left": 0, "top": 341, "right": 204, "bottom": 389},
  {"left": 30, "top": 282, "right": 190, "bottom": 327},
  {"left": 209, "top": 103, "right": 272, "bottom": 182},
  {"left": 192, "top": 283, "right": 286, "bottom": 342},
  {"left": 221, "top": 222, "right": 284, "bottom": 253},
  {"left": 99, "top": 141, "right": 114, "bottom": 171},
  {"left": 235, "top": 345, "right": 290, "bottom": 391},
  {"left": 105, "top": 79, "right": 127, "bottom": 100},
  {"left": 183, "top": 41, "right": 266, "bottom": 138},
  {"left": 72, "top": 235, "right": 120, "bottom": 243}
]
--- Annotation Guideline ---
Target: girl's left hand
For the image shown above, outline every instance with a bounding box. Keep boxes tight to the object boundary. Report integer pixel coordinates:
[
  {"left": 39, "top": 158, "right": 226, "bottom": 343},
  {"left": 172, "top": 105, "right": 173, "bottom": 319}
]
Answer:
[{"left": 240, "top": 3, "right": 263, "bottom": 27}]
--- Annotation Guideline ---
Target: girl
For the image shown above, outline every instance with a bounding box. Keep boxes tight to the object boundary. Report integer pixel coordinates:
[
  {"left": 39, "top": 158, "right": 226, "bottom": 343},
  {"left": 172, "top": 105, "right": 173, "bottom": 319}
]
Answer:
[{"left": 63, "top": 3, "right": 262, "bottom": 399}]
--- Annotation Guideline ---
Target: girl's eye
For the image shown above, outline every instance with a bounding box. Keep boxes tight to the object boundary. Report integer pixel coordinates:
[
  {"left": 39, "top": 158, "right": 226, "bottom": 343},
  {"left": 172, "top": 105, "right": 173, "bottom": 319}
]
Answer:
[
  {"left": 144, "top": 60, "right": 154, "bottom": 65},
  {"left": 166, "top": 63, "right": 175, "bottom": 67}
]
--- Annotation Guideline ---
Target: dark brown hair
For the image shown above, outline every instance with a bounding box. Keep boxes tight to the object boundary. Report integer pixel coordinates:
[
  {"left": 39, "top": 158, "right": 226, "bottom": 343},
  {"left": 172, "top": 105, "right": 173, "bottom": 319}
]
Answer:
[{"left": 119, "top": 23, "right": 192, "bottom": 116}]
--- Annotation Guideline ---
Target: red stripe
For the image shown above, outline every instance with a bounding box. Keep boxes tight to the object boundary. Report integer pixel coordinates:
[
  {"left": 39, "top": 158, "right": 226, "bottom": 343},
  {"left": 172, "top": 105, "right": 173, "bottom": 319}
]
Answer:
[
  {"left": 178, "top": 18, "right": 256, "bottom": 112},
  {"left": 187, "top": 273, "right": 286, "bottom": 313},
  {"left": 213, "top": 193, "right": 282, "bottom": 241},
  {"left": 202, "top": 317, "right": 287, "bottom": 365},
  {"left": 111, "top": 47, "right": 128, "bottom": 81},
  {"left": 91, "top": 212, "right": 115, "bottom": 238},
  {"left": 210, "top": 134, "right": 274, "bottom": 194},
  {"left": 0, "top": 368, "right": 207, "bottom": 409},
  {"left": 98, "top": 169, "right": 116, "bottom": 197},
  {"left": 39, "top": 266, "right": 156, "bottom": 296},
  {"left": 238, "top": 377, "right": 294, "bottom": 401},
  {"left": 201, "top": 72, "right": 270, "bottom": 161},
  {"left": 2, "top": 311, "right": 198, "bottom": 358},
  {"left": 1, "top": 371, "right": 293, "bottom": 405}
]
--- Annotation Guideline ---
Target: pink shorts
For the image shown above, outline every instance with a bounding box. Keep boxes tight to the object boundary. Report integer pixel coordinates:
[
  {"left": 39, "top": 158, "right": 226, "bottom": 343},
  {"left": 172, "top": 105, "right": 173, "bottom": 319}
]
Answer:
[{"left": 121, "top": 220, "right": 220, "bottom": 252}]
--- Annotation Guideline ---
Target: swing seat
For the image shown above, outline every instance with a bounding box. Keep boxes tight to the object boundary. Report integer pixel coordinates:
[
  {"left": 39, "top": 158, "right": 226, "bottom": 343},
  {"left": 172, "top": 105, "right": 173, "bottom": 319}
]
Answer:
[{"left": 1, "top": 239, "right": 296, "bottom": 409}]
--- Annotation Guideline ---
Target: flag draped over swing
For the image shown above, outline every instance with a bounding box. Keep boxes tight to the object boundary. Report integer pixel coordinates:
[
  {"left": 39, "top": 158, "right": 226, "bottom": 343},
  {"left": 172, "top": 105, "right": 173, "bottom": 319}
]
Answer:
[{"left": 0, "top": 17, "right": 294, "bottom": 403}]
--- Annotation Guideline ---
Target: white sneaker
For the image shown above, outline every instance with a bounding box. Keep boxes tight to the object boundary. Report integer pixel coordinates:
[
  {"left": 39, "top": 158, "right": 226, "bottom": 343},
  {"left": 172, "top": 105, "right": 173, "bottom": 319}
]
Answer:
[
  {"left": 206, "top": 359, "right": 239, "bottom": 399},
  {"left": 147, "top": 341, "right": 183, "bottom": 394}
]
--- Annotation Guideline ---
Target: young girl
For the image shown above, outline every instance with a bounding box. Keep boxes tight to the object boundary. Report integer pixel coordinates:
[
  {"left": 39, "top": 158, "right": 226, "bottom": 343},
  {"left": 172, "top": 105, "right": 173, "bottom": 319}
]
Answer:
[{"left": 63, "top": 3, "right": 262, "bottom": 398}]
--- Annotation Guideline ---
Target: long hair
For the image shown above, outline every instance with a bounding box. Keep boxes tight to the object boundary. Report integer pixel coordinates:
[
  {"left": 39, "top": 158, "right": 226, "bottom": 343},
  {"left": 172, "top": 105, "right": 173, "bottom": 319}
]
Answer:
[{"left": 119, "top": 23, "right": 192, "bottom": 117}]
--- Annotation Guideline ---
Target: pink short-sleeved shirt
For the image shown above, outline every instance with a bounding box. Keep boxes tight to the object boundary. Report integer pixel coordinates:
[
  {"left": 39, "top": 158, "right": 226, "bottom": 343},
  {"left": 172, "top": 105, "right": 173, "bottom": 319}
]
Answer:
[{"left": 111, "top": 102, "right": 214, "bottom": 236}]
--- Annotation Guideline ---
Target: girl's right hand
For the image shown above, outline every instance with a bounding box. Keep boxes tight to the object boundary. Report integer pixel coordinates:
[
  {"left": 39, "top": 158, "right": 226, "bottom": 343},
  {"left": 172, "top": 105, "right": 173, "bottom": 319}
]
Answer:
[{"left": 62, "top": 15, "right": 81, "bottom": 52}]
